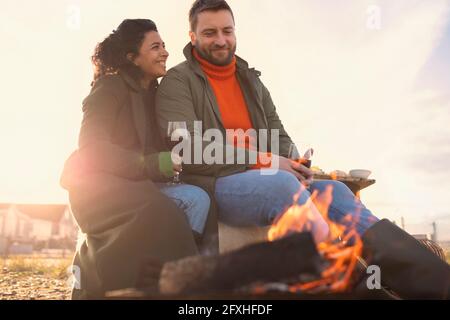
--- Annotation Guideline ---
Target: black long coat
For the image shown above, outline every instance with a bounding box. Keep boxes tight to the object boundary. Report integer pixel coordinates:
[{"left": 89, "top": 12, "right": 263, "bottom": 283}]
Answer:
[{"left": 60, "top": 71, "right": 200, "bottom": 298}]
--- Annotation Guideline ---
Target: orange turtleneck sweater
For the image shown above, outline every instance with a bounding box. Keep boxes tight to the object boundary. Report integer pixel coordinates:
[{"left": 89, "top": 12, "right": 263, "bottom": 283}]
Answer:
[{"left": 193, "top": 49, "right": 271, "bottom": 168}]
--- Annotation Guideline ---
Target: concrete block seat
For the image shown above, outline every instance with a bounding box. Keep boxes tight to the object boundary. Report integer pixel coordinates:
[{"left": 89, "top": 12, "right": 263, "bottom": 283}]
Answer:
[
  {"left": 218, "top": 223, "right": 270, "bottom": 254},
  {"left": 218, "top": 223, "right": 447, "bottom": 263}
]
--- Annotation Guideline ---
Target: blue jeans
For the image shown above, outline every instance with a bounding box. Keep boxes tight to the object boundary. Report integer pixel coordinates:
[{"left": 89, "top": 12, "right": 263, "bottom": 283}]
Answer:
[
  {"left": 157, "top": 183, "right": 210, "bottom": 234},
  {"left": 215, "top": 170, "right": 379, "bottom": 237}
]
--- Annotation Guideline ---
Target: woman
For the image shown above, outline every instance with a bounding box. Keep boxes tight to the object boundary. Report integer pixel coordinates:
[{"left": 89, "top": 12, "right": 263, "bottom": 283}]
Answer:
[{"left": 60, "top": 19, "right": 209, "bottom": 299}]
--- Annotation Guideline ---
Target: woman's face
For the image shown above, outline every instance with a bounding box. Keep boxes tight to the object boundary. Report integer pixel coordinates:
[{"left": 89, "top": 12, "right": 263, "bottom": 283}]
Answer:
[{"left": 133, "top": 31, "right": 169, "bottom": 79}]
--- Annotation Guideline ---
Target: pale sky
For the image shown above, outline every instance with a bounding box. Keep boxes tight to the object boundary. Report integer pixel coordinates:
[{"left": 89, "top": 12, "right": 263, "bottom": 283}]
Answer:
[{"left": 1, "top": 0, "right": 449, "bottom": 239}]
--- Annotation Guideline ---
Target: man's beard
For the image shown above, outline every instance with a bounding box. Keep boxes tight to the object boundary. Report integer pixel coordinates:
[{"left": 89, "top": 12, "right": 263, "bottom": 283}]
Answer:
[{"left": 194, "top": 41, "right": 236, "bottom": 66}]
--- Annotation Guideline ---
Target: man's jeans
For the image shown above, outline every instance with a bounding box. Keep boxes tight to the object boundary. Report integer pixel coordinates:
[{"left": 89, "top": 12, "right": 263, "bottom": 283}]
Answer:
[
  {"left": 157, "top": 183, "right": 210, "bottom": 234},
  {"left": 215, "top": 169, "right": 379, "bottom": 238}
]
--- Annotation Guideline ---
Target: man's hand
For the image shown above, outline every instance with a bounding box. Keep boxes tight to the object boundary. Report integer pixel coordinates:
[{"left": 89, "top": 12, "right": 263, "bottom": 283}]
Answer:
[{"left": 275, "top": 155, "right": 313, "bottom": 186}]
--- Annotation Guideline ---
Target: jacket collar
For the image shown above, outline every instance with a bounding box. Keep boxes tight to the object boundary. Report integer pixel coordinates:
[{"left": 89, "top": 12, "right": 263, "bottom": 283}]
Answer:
[
  {"left": 183, "top": 43, "right": 260, "bottom": 78},
  {"left": 118, "top": 70, "right": 142, "bottom": 92},
  {"left": 118, "top": 69, "right": 159, "bottom": 93}
]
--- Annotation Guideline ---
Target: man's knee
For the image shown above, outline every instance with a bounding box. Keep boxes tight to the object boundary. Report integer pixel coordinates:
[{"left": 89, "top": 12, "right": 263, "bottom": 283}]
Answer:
[
  {"left": 330, "top": 180, "right": 350, "bottom": 190},
  {"left": 313, "top": 180, "right": 351, "bottom": 195},
  {"left": 273, "top": 170, "right": 303, "bottom": 191},
  {"left": 262, "top": 170, "right": 308, "bottom": 212}
]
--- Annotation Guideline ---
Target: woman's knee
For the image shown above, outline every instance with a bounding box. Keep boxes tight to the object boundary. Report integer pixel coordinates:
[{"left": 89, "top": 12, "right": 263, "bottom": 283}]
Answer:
[{"left": 187, "top": 186, "right": 211, "bottom": 214}]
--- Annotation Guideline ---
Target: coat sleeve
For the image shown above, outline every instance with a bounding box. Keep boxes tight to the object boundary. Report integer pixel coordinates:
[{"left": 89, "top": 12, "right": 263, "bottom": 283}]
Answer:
[
  {"left": 260, "top": 81, "right": 294, "bottom": 157},
  {"left": 77, "top": 77, "right": 172, "bottom": 181},
  {"left": 155, "top": 69, "right": 252, "bottom": 177}
]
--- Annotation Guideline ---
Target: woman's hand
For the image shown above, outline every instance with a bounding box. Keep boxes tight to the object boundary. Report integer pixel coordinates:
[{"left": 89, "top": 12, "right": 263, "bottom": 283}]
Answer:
[{"left": 171, "top": 153, "right": 183, "bottom": 174}]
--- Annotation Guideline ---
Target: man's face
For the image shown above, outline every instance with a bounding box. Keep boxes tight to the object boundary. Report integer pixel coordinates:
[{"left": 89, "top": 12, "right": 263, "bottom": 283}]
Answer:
[{"left": 190, "top": 9, "right": 236, "bottom": 66}]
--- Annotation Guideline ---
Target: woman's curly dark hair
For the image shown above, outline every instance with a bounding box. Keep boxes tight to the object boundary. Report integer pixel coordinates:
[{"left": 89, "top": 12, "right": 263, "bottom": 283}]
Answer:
[{"left": 91, "top": 19, "right": 158, "bottom": 85}]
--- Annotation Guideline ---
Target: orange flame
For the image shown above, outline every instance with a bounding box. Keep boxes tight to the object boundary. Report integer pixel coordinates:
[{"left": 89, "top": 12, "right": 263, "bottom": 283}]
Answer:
[{"left": 267, "top": 185, "right": 363, "bottom": 293}]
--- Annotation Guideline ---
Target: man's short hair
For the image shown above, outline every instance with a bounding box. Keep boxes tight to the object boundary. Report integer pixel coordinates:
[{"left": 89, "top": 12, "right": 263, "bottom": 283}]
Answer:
[{"left": 189, "top": 0, "right": 235, "bottom": 32}]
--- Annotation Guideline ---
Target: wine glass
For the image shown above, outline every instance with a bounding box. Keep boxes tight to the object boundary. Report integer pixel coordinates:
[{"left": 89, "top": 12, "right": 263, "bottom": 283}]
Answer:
[
  {"left": 288, "top": 143, "right": 300, "bottom": 160},
  {"left": 166, "top": 121, "right": 190, "bottom": 184},
  {"left": 288, "top": 142, "right": 313, "bottom": 168}
]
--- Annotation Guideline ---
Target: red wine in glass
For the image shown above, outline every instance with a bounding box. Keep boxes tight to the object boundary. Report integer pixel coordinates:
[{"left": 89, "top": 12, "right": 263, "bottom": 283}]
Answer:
[{"left": 288, "top": 143, "right": 312, "bottom": 168}]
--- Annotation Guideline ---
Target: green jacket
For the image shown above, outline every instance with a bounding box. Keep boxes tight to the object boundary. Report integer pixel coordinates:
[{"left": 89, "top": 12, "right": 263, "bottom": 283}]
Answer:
[
  {"left": 60, "top": 71, "right": 198, "bottom": 298},
  {"left": 155, "top": 43, "right": 294, "bottom": 250},
  {"left": 156, "top": 43, "right": 293, "bottom": 177}
]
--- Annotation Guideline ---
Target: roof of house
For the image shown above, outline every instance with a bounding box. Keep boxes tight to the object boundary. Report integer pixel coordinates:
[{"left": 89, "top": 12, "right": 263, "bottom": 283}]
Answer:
[
  {"left": 15, "top": 204, "right": 68, "bottom": 222},
  {"left": 0, "top": 203, "right": 11, "bottom": 210}
]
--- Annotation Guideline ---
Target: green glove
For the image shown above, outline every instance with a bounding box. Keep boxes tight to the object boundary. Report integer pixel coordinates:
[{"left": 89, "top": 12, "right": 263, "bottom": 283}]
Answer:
[{"left": 158, "top": 151, "right": 174, "bottom": 178}]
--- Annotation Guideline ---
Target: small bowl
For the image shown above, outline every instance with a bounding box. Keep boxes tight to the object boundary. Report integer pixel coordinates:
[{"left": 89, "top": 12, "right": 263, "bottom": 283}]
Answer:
[{"left": 349, "top": 169, "right": 372, "bottom": 179}]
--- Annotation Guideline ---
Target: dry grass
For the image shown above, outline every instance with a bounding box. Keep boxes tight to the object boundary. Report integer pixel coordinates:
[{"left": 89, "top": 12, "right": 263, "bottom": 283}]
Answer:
[
  {"left": 1, "top": 255, "right": 72, "bottom": 279},
  {"left": 0, "top": 254, "right": 74, "bottom": 300}
]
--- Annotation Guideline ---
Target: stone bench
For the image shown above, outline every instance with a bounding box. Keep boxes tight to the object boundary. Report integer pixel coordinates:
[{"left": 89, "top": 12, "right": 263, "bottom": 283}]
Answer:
[
  {"left": 218, "top": 223, "right": 447, "bottom": 262},
  {"left": 219, "top": 223, "right": 269, "bottom": 254}
]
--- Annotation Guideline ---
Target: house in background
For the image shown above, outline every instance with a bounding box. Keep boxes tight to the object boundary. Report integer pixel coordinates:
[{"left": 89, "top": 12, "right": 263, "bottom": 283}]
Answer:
[{"left": 0, "top": 203, "right": 79, "bottom": 254}]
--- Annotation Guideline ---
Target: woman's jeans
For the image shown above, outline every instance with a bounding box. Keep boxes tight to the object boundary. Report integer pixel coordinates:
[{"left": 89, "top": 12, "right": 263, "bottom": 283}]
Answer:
[
  {"left": 215, "top": 169, "right": 379, "bottom": 238},
  {"left": 157, "top": 183, "right": 210, "bottom": 234}
]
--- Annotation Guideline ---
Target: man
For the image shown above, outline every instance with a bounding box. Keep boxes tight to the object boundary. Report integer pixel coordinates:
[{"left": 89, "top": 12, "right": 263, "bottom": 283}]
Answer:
[
  {"left": 156, "top": 0, "right": 449, "bottom": 299},
  {"left": 156, "top": 0, "right": 373, "bottom": 242}
]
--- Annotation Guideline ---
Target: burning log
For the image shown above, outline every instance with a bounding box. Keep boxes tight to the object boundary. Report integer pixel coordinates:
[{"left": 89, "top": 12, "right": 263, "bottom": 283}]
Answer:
[{"left": 159, "top": 232, "right": 326, "bottom": 295}]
